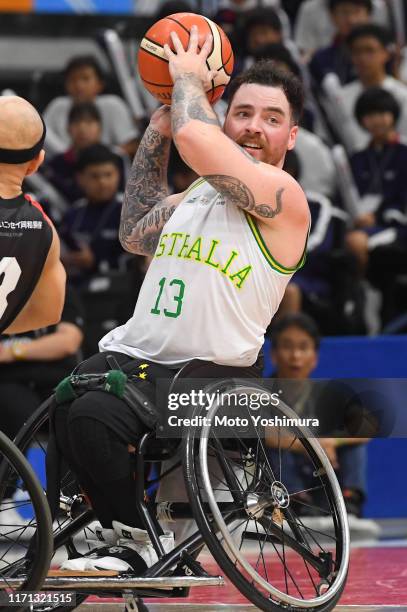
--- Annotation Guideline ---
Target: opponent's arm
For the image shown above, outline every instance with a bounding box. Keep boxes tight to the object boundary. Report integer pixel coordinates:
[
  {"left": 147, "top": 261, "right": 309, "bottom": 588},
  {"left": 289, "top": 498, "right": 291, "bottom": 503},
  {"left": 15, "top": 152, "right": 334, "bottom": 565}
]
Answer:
[
  {"left": 165, "top": 29, "right": 308, "bottom": 229},
  {"left": 4, "top": 225, "right": 66, "bottom": 334},
  {"left": 119, "top": 106, "right": 183, "bottom": 256}
]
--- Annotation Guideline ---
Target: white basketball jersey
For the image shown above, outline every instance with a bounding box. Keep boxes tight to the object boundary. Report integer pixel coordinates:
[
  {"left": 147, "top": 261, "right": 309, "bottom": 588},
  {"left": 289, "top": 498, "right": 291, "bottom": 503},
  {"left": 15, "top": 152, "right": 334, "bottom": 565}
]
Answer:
[{"left": 99, "top": 179, "right": 306, "bottom": 367}]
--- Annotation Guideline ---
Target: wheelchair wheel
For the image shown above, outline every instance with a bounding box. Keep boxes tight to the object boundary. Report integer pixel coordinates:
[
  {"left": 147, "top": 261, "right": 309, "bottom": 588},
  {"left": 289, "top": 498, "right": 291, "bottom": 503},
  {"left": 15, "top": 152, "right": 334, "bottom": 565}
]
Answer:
[
  {"left": 0, "top": 430, "right": 53, "bottom": 611},
  {"left": 184, "top": 383, "right": 350, "bottom": 611},
  {"left": 11, "top": 402, "right": 92, "bottom": 611}
]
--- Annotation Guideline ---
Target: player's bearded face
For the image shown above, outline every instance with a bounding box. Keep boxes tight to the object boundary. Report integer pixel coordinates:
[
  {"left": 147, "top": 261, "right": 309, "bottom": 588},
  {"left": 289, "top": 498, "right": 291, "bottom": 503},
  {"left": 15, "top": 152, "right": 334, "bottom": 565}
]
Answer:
[{"left": 224, "top": 84, "right": 297, "bottom": 168}]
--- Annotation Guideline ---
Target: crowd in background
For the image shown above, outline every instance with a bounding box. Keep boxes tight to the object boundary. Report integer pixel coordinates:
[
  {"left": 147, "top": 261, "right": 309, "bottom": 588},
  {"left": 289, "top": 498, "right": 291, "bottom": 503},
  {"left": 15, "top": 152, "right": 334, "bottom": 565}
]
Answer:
[
  {"left": 1, "top": 0, "right": 406, "bottom": 524},
  {"left": 15, "top": 0, "right": 407, "bottom": 346}
]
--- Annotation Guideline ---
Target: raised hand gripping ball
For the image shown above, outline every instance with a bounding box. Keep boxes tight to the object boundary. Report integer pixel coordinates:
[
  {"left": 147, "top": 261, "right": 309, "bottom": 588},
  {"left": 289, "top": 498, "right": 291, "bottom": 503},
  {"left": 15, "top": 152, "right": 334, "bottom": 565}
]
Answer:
[{"left": 138, "top": 12, "right": 234, "bottom": 104}]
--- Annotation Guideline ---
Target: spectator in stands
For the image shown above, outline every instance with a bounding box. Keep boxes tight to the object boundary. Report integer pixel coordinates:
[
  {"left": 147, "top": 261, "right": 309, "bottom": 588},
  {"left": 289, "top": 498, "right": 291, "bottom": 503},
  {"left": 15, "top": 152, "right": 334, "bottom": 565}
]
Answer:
[
  {"left": 309, "top": 0, "right": 372, "bottom": 87},
  {"left": 42, "top": 102, "right": 127, "bottom": 205},
  {"left": 267, "top": 313, "right": 375, "bottom": 527},
  {"left": 43, "top": 55, "right": 139, "bottom": 156},
  {"left": 213, "top": 7, "right": 239, "bottom": 39},
  {"left": 0, "top": 285, "right": 84, "bottom": 441},
  {"left": 275, "top": 150, "right": 365, "bottom": 335},
  {"left": 234, "top": 7, "right": 286, "bottom": 74},
  {"left": 252, "top": 44, "right": 337, "bottom": 198},
  {"left": 243, "top": 7, "right": 284, "bottom": 56},
  {"left": 336, "top": 24, "right": 407, "bottom": 152},
  {"left": 59, "top": 144, "right": 125, "bottom": 286},
  {"left": 294, "top": 0, "right": 389, "bottom": 58},
  {"left": 347, "top": 88, "right": 407, "bottom": 323}
]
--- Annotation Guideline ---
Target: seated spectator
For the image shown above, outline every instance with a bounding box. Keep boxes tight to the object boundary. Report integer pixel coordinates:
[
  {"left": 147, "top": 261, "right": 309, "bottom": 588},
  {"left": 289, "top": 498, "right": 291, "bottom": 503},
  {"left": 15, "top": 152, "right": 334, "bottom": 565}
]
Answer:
[
  {"left": 242, "top": 7, "right": 284, "bottom": 55},
  {"left": 334, "top": 24, "right": 407, "bottom": 152},
  {"left": 213, "top": 7, "right": 239, "bottom": 39},
  {"left": 42, "top": 102, "right": 127, "bottom": 204},
  {"left": 266, "top": 313, "right": 377, "bottom": 531},
  {"left": 347, "top": 88, "right": 407, "bottom": 323},
  {"left": 0, "top": 285, "right": 84, "bottom": 441},
  {"left": 234, "top": 7, "right": 287, "bottom": 73},
  {"left": 309, "top": 0, "right": 372, "bottom": 87},
  {"left": 43, "top": 55, "right": 139, "bottom": 156},
  {"left": 294, "top": 0, "right": 389, "bottom": 58},
  {"left": 252, "top": 44, "right": 337, "bottom": 197},
  {"left": 59, "top": 144, "right": 126, "bottom": 286},
  {"left": 275, "top": 151, "right": 365, "bottom": 335}
]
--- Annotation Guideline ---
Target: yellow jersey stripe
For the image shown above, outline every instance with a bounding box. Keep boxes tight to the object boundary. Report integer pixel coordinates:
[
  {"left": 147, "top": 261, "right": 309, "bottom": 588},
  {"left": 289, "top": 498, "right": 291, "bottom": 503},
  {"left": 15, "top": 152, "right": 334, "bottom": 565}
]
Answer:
[
  {"left": 185, "top": 177, "right": 206, "bottom": 196},
  {"left": 245, "top": 212, "right": 307, "bottom": 274}
]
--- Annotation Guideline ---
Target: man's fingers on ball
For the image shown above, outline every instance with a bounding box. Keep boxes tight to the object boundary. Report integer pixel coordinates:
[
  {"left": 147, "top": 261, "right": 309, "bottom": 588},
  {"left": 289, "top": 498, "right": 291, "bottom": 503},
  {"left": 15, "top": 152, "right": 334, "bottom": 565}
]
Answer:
[
  {"left": 200, "top": 33, "right": 213, "bottom": 57},
  {"left": 170, "top": 31, "right": 185, "bottom": 53},
  {"left": 163, "top": 43, "right": 173, "bottom": 58},
  {"left": 188, "top": 24, "right": 199, "bottom": 52}
]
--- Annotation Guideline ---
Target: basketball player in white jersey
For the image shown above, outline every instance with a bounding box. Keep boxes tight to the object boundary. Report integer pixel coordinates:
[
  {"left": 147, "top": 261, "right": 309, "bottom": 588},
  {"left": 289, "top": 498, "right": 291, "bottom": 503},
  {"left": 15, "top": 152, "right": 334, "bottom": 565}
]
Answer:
[{"left": 54, "top": 30, "right": 310, "bottom": 572}]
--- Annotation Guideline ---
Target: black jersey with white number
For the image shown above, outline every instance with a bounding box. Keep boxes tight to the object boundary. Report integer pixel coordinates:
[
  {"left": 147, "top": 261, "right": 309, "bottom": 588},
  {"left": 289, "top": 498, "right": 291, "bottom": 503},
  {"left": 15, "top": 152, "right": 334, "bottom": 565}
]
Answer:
[{"left": 0, "top": 193, "right": 52, "bottom": 333}]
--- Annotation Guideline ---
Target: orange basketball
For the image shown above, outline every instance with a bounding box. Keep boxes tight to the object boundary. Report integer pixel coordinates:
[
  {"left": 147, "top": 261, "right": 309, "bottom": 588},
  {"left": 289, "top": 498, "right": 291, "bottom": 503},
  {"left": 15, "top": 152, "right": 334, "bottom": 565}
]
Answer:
[{"left": 138, "top": 12, "right": 234, "bottom": 105}]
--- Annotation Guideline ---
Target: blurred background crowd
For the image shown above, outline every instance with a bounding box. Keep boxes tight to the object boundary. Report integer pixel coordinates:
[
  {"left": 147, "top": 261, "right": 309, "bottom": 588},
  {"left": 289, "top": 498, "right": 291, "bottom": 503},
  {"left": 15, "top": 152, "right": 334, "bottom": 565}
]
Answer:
[{"left": 0, "top": 0, "right": 406, "bottom": 528}]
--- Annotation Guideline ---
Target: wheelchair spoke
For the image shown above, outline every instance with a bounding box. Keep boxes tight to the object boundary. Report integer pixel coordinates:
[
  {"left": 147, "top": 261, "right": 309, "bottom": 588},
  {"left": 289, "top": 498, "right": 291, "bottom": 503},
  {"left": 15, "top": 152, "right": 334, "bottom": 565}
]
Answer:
[
  {"left": 302, "top": 554, "right": 318, "bottom": 596},
  {"left": 253, "top": 513, "right": 274, "bottom": 584},
  {"left": 280, "top": 523, "right": 289, "bottom": 595},
  {"left": 187, "top": 383, "right": 349, "bottom": 610},
  {"left": 289, "top": 491, "right": 334, "bottom": 516}
]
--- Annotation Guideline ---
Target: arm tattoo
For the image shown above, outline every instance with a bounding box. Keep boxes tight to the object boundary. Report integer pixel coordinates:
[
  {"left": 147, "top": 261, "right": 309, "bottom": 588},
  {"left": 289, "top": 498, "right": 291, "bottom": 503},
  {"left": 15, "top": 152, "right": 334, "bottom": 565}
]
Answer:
[
  {"left": 119, "top": 126, "right": 172, "bottom": 254},
  {"left": 120, "top": 201, "right": 176, "bottom": 255},
  {"left": 203, "top": 174, "right": 284, "bottom": 219},
  {"left": 171, "top": 73, "right": 219, "bottom": 135}
]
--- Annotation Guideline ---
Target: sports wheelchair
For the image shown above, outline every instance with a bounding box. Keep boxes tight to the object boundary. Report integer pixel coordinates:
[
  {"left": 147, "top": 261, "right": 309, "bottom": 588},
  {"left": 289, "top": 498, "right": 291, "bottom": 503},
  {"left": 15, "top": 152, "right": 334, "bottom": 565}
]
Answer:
[
  {"left": 0, "top": 430, "right": 53, "bottom": 612},
  {"left": 0, "top": 360, "right": 350, "bottom": 612}
]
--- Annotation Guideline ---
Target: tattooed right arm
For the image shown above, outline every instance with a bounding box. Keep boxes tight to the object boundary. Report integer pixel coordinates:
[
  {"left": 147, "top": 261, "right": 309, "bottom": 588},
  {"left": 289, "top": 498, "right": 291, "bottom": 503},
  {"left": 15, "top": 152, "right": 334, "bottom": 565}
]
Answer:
[{"left": 119, "top": 120, "right": 180, "bottom": 256}]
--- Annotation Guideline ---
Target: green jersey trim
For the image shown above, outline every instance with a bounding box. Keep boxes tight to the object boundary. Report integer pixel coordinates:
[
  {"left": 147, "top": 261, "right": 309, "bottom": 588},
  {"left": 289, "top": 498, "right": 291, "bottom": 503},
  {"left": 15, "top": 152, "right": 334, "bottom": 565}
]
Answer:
[
  {"left": 245, "top": 212, "right": 308, "bottom": 274},
  {"left": 185, "top": 177, "right": 206, "bottom": 196}
]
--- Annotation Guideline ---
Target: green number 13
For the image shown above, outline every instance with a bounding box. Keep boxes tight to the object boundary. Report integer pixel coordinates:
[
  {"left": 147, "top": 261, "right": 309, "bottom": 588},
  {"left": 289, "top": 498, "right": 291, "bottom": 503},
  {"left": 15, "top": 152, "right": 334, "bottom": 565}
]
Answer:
[{"left": 150, "top": 277, "right": 185, "bottom": 318}]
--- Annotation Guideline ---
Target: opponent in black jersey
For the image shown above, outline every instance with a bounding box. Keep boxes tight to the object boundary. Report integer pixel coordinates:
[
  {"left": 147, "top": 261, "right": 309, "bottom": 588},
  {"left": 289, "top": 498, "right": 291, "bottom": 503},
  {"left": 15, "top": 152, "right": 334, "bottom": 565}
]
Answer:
[{"left": 0, "top": 96, "right": 65, "bottom": 334}]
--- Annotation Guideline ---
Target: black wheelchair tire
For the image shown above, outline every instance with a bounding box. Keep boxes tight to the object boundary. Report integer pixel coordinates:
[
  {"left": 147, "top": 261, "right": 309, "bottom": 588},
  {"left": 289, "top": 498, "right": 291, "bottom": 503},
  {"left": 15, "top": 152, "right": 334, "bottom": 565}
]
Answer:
[
  {"left": 183, "top": 417, "right": 348, "bottom": 612},
  {"left": 11, "top": 402, "right": 90, "bottom": 612},
  {"left": 0, "top": 430, "right": 53, "bottom": 612}
]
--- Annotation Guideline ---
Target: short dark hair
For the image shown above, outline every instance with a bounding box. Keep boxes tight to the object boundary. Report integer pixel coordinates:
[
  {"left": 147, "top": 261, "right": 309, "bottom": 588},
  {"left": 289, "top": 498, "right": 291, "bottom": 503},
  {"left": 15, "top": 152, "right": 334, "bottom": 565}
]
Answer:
[
  {"left": 242, "top": 7, "right": 282, "bottom": 33},
  {"left": 68, "top": 102, "right": 102, "bottom": 125},
  {"left": 64, "top": 55, "right": 105, "bottom": 82},
  {"left": 252, "top": 43, "right": 302, "bottom": 80},
  {"left": 76, "top": 144, "right": 121, "bottom": 173},
  {"left": 227, "top": 60, "right": 304, "bottom": 125},
  {"left": 354, "top": 87, "right": 400, "bottom": 125},
  {"left": 271, "top": 313, "right": 321, "bottom": 350},
  {"left": 329, "top": 0, "right": 372, "bottom": 13},
  {"left": 347, "top": 23, "right": 392, "bottom": 49}
]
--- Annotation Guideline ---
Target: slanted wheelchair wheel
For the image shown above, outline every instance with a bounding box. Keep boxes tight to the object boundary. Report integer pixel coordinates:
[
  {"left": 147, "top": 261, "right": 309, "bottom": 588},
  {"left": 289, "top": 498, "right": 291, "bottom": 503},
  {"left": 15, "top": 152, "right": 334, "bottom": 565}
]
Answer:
[
  {"left": 0, "top": 430, "right": 53, "bottom": 612},
  {"left": 184, "top": 382, "right": 350, "bottom": 612},
  {"left": 11, "top": 402, "right": 91, "bottom": 611}
]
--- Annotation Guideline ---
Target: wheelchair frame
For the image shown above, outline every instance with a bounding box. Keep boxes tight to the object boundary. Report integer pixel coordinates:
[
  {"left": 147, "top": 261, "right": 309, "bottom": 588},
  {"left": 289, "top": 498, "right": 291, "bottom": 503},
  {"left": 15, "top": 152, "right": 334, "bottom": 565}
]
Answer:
[{"left": 1, "top": 366, "right": 350, "bottom": 612}]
